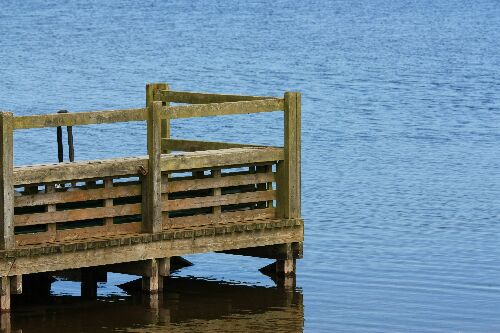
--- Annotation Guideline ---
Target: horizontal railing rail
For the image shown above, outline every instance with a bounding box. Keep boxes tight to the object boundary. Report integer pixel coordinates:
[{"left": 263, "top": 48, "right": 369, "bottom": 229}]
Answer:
[
  {"left": 158, "top": 90, "right": 279, "bottom": 104},
  {"left": 164, "top": 138, "right": 272, "bottom": 152},
  {"left": 165, "top": 99, "right": 284, "bottom": 119},
  {"left": 13, "top": 147, "right": 283, "bottom": 186},
  {"left": 13, "top": 108, "right": 147, "bottom": 130},
  {"left": 13, "top": 95, "right": 284, "bottom": 130}
]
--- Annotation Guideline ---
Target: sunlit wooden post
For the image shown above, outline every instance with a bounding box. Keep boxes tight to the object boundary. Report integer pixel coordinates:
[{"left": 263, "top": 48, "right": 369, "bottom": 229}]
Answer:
[
  {"left": 276, "top": 92, "right": 301, "bottom": 276},
  {"left": 0, "top": 111, "right": 14, "bottom": 251},
  {"left": 142, "top": 101, "right": 163, "bottom": 234},
  {"left": 146, "top": 83, "right": 170, "bottom": 152},
  {"left": 0, "top": 111, "right": 14, "bottom": 312}
]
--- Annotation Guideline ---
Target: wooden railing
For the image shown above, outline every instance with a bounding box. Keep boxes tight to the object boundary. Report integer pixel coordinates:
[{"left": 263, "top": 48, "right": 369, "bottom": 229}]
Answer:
[{"left": 0, "top": 83, "right": 301, "bottom": 248}]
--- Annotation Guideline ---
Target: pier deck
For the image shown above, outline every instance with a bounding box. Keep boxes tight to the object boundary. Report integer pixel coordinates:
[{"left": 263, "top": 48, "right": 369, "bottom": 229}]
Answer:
[{"left": 0, "top": 83, "right": 303, "bottom": 312}]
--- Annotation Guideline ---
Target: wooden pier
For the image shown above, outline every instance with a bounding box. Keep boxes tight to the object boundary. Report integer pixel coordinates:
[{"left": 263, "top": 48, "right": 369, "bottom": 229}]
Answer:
[{"left": 0, "top": 83, "right": 303, "bottom": 312}]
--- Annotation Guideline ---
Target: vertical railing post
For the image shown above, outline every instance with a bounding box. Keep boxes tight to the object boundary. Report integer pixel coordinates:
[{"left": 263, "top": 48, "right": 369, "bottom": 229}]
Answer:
[
  {"left": 0, "top": 112, "right": 14, "bottom": 250},
  {"left": 146, "top": 83, "right": 170, "bottom": 152},
  {"left": 142, "top": 101, "right": 163, "bottom": 233},
  {"left": 276, "top": 92, "right": 301, "bottom": 219}
]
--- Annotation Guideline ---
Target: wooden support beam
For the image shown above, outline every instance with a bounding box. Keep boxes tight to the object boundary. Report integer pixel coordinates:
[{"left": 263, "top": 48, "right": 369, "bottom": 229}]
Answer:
[
  {"left": 0, "top": 276, "right": 10, "bottom": 312},
  {"left": 276, "top": 259, "right": 296, "bottom": 277},
  {"left": 142, "top": 259, "right": 162, "bottom": 293},
  {"left": 9, "top": 276, "right": 21, "bottom": 295},
  {"left": 81, "top": 267, "right": 98, "bottom": 299},
  {"left": 222, "top": 242, "right": 302, "bottom": 260},
  {"left": 276, "top": 92, "right": 301, "bottom": 219},
  {"left": 0, "top": 112, "right": 14, "bottom": 250},
  {"left": 0, "top": 219, "right": 303, "bottom": 276},
  {"left": 142, "top": 101, "right": 163, "bottom": 233}
]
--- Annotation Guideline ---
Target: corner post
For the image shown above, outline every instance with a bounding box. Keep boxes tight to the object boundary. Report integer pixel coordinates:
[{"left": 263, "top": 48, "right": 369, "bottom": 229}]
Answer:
[
  {"left": 142, "top": 101, "right": 163, "bottom": 233},
  {"left": 277, "top": 92, "right": 301, "bottom": 219},
  {"left": 0, "top": 111, "right": 14, "bottom": 251},
  {"left": 275, "top": 92, "right": 301, "bottom": 276}
]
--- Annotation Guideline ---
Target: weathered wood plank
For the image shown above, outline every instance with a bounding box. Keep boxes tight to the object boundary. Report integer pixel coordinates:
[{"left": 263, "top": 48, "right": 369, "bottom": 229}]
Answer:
[
  {"left": 0, "top": 219, "right": 303, "bottom": 276},
  {"left": 0, "top": 112, "right": 14, "bottom": 250},
  {"left": 0, "top": 276, "right": 9, "bottom": 312},
  {"left": 161, "top": 147, "right": 284, "bottom": 172},
  {"left": 13, "top": 148, "right": 282, "bottom": 186},
  {"left": 276, "top": 92, "right": 301, "bottom": 219},
  {"left": 159, "top": 90, "right": 279, "bottom": 104},
  {"left": 13, "top": 108, "right": 147, "bottom": 129},
  {"left": 167, "top": 171, "right": 275, "bottom": 193},
  {"left": 165, "top": 208, "right": 276, "bottom": 228},
  {"left": 15, "top": 222, "right": 141, "bottom": 246},
  {"left": 164, "top": 190, "right": 276, "bottom": 211},
  {"left": 164, "top": 138, "right": 269, "bottom": 152},
  {"left": 14, "top": 183, "right": 141, "bottom": 207},
  {"left": 142, "top": 101, "right": 163, "bottom": 233},
  {"left": 13, "top": 156, "right": 148, "bottom": 185},
  {"left": 14, "top": 203, "right": 141, "bottom": 227},
  {"left": 167, "top": 99, "right": 284, "bottom": 119},
  {"left": 56, "top": 222, "right": 141, "bottom": 242}
]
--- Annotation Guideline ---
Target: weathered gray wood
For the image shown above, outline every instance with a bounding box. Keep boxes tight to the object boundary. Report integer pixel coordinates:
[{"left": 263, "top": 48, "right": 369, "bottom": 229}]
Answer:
[
  {"left": 45, "top": 184, "right": 57, "bottom": 241},
  {"left": 211, "top": 169, "right": 222, "bottom": 217},
  {"left": 164, "top": 138, "right": 270, "bottom": 152},
  {"left": 159, "top": 90, "right": 279, "bottom": 104},
  {"left": 13, "top": 156, "right": 148, "bottom": 185},
  {"left": 222, "top": 242, "right": 303, "bottom": 260},
  {"left": 167, "top": 99, "right": 284, "bottom": 119},
  {"left": 0, "top": 219, "right": 303, "bottom": 276},
  {"left": 0, "top": 112, "right": 14, "bottom": 250},
  {"left": 14, "top": 203, "right": 141, "bottom": 227},
  {"left": 160, "top": 147, "right": 284, "bottom": 172},
  {"left": 13, "top": 108, "right": 147, "bottom": 129},
  {"left": 104, "top": 178, "right": 114, "bottom": 229},
  {"left": 164, "top": 190, "right": 276, "bottom": 211},
  {"left": 165, "top": 208, "right": 276, "bottom": 229},
  {"left": 15, "top": 182, "right": 141, "bottom": 207},
  {"left": 142, "top": 101, "right": 163, "bottom": 233},
  {"left": 142, "top": 259, "right": 162, "bottom": 293},
  {"left": 0, "top": 276, "right": 9, "bottom": 312},
  {"left": 276, "top": 259, "right": 295, "bottom": 277},
  {"left": 146, "top": 83, "right": 170, "bottom": 149},
  {"left": 276, "top": 92, "right": 301, "bottom": 219},
  {"left": 168, "top": 171, "right": 275, "bottom": 193},
  {"left": 9, "top": 275, "right": 22, "bottom": 295},
  {"left": 158, "top": 258, "right": 170, "bottom": 277},
  {"left": 13, "top": 147, "right": 283, "bottom": 186}
]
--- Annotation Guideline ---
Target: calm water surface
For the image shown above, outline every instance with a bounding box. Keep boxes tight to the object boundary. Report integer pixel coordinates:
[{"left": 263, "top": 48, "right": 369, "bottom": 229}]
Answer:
[{"left": 1, "top": 0, "right": 500, "bottom": 332}]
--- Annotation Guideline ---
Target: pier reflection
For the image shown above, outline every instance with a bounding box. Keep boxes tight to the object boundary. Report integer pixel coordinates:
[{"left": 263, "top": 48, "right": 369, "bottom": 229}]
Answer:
[{"left": 3, "top": 276, "right": 303, "bottom": 333}]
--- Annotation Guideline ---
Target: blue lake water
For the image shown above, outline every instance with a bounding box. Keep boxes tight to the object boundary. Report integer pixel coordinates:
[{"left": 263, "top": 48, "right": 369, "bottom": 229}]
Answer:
[{"left": 1, "top": 0, "right": 500, "bottom": 331}]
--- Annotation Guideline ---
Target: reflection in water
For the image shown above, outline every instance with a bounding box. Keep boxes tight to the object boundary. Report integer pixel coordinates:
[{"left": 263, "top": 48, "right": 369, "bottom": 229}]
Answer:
[{"left": 5, "top": 276, "right": 303, "bottom": 333}]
